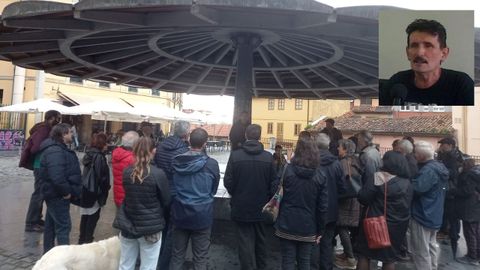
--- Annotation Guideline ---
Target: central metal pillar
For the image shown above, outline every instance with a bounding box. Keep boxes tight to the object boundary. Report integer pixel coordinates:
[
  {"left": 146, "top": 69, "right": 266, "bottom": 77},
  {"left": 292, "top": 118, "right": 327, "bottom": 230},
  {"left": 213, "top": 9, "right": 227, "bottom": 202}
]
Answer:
[{"left": 232, "top": 33, "right": 261, "bottom": 124}]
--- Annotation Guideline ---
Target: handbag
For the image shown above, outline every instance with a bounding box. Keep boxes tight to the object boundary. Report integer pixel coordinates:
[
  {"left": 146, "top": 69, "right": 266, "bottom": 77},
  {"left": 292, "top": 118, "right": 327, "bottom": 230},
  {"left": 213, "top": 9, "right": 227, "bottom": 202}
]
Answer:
[
  {"left": 342, "top": 159, "right": 362, "bottom": 198},
  {"left": 262, "top": 165, "right": 288, "bottom": 222},
  {"left": 363, "top": 181, "right": 391, "bottom": 249}
]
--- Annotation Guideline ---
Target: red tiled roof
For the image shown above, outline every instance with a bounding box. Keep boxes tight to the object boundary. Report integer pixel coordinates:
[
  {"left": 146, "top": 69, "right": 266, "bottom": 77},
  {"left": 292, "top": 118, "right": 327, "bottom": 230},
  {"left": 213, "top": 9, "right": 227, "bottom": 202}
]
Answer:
[
  {"left": 191, "top": 124, "right": 232, "bottom": 138},
  {"left": 318, "top": 112, "right": 453, "bottom": 135}
]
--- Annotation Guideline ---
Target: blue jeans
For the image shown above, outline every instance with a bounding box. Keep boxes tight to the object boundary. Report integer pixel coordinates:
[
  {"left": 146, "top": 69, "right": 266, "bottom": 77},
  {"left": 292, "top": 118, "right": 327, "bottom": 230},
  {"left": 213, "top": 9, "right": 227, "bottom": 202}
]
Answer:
[
  {"left": 43, "top": 197, "right": 71, "bottom": 254},
  {"left": 280, "top": 238, "right": 313, "bottom": 270},
  {"left": 119, "top": 233, "right": 162, "bottom": 270}
]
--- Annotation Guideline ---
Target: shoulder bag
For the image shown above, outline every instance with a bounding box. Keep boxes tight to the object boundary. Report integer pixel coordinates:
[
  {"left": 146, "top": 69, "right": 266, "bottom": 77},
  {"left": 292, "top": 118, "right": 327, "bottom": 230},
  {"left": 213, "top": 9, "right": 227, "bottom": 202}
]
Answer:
[
  {"left": 363, "top": 181, "right": 391, "bottom": 249},
  {"left": 262, "top": 165, "right": 288, "bottom": 222}
]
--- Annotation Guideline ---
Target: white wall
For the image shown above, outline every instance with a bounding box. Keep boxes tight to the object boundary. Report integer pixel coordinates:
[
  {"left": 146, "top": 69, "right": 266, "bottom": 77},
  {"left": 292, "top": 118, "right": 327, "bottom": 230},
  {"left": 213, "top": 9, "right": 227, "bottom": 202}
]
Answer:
[{"left": 379, "top": 10, "right": 474, "bottom": 79}]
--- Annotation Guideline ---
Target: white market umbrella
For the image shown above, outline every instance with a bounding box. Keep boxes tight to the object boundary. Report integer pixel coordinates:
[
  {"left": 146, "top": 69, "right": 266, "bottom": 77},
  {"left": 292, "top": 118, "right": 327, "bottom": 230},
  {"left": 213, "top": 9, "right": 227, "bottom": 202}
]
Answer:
[
  {"left": 127, "top": 102, "right": 204, "bottom": 124},
  {"left": 0, "top": 98, "right": 75, "bottom": 114}
]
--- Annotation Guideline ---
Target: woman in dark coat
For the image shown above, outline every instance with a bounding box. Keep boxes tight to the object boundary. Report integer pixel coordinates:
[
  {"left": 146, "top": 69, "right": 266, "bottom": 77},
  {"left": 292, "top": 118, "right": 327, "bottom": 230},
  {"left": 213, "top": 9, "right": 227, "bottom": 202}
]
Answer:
[
  {"left": 355, "top": 151, "right": 413, "bottom": 270},
  {"left": 78, "top": 132, "right": 111, "bottom": 244},
  {"left": 453, "top": 158, "right": 480, "bottom": 265},
  {"left": 275, "top": 133, "right": 328, "bottom": 270},
  {"left": 114, "top": 137, "right": 171, "bottom": 270},
  {"left": 335, "top": 139, "right": 363, "bottom": 269}
]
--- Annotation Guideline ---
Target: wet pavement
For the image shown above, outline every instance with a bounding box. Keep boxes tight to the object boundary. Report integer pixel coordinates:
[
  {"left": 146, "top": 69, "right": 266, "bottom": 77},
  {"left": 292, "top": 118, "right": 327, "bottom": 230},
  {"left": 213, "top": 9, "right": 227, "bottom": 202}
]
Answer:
[{"left": 0, "top": 151, "right": 478, "bottom": 270}]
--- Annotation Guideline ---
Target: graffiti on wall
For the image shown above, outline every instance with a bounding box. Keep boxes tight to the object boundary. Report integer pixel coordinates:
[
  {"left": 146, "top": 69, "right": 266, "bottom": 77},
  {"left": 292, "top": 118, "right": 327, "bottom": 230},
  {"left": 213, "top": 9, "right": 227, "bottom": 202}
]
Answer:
[{"left": 0, "top": 130, "right": 25, "bottom": 151}]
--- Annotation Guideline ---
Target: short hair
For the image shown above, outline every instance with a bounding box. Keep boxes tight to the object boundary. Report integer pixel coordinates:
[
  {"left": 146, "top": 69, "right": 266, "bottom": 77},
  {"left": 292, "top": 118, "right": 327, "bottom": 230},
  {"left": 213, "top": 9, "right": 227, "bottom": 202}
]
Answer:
[
  {"left": 406, "top": 19, "right": 447, "bottom": 48},
  {"left": 275, "top": 144, "right": 283, "bottom": 150},
  {"left": 122, "top": 131, "right": 139, "bottom": 148},
  {"left": 91, "top": 132, "right": 108, "bottom": 150},
  {"left": 45, "top": 110, "right": 61, "bottom": 121},
  {"left": 392, "top": 139, "right": 400, "bottom": 149},
  {"left": 245, "top": 124, "right": 261, "bottom": 140},
  {"left": 325, "top": 118, "right": 335, "bottom": 125},
  {"left": 415, "top": 140, "right": 435, "bottom": 160},
  {"left": 173, "top": 121, "right": 190, "bottom": 138},
  {"left": 190, "top": 128, "right": 208, "bottom": 148},
  {"left": 314, "top": 133, "right": 330, "bottom": 150},
  {"left": 358, "top": 130, "right": 374, "bottom": 145},
  {"left": 397, "top": 139, "right": 414, "bottom": 154},
  {"left": 338, "top": 139, "right": 356, "bottom": 156},
  {"left": 50, "top": 123, "right": 71, "bottom": 143}
]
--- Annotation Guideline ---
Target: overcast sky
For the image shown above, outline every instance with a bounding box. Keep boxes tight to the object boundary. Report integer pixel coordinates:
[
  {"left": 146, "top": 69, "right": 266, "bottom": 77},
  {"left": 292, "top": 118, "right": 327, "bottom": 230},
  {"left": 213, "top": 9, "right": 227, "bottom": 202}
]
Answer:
[{"left": 183, "top": 1, "right": 479, "bottom": 118}]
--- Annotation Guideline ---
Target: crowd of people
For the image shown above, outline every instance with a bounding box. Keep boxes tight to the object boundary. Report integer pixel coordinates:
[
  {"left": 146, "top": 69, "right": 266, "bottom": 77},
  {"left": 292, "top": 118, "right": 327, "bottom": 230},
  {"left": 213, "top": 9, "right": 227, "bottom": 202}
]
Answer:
[{"left": 18, "top": 110, "right": 480, "bottom": 270}]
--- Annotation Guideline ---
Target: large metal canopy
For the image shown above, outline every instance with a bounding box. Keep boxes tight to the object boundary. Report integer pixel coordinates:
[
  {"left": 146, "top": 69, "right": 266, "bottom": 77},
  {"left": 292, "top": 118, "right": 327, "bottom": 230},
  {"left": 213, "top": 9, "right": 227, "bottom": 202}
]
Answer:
[{"left": 0, "top": 1, "right": 479, "bottom": 114}]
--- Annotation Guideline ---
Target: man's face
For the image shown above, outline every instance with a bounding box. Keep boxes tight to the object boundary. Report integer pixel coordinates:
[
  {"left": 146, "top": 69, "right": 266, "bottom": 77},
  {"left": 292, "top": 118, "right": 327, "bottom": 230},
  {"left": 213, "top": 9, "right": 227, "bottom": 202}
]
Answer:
[
  {"left": 406, "top": 31, "right": 449, "bottom": 75},
  {"left": 326, "top": 122, "right": 333, "bottom": 129},
  {"left": 49, "top": 114, "right": 62, "bottom": 126}
]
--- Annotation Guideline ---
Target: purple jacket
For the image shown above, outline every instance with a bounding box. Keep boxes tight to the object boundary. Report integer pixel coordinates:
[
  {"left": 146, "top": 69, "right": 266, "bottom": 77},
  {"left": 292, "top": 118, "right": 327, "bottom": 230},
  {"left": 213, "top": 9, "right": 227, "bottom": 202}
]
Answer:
[{"left": 19, "top": 122, "right": 52, "bottom": 170}]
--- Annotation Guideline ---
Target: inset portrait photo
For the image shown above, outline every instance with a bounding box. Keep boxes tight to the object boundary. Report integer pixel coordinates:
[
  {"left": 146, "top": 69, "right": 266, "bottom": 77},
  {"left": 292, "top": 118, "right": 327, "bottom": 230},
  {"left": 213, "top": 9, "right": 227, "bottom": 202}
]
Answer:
[{"left": 378, "top": 10, "right": 474, "bottom": 106}]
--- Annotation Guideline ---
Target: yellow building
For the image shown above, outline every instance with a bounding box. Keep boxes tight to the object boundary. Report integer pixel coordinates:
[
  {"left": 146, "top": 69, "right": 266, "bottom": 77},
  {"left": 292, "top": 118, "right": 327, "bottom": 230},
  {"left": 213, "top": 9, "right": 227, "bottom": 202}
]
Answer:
[
  {"left": 452, "top": 87, "right": 480, "bottom": 156},
  {"left": 252, "top": 98, "right": 350, "bottom": 145}
]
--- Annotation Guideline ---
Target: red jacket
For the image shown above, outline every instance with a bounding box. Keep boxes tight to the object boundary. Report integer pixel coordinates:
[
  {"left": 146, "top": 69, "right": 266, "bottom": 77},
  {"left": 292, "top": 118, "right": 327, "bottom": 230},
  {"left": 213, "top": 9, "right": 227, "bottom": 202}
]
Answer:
[{"left": 111, "top": 146, "right": 134, "bottom": 206}]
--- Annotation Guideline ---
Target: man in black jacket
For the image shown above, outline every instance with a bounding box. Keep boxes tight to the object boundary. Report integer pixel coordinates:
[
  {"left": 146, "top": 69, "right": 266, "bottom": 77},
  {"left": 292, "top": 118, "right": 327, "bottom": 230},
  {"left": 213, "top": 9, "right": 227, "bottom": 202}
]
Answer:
[
  {"left": 154, "top": 120, "right": 190, "bottom": 269},
  {"left": 312, "top": 133, "right": 346, "bottom": 270},
  {"left": 38, "top": 123, "right": 82, "bottom": 253},
  {"left": 224, "top": 124, "right": 277, "bottom": 270}
]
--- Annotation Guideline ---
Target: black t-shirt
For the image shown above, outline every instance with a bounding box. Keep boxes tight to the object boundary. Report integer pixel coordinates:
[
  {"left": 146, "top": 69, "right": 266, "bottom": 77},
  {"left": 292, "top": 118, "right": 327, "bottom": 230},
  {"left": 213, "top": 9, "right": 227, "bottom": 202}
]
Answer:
[{"left": 379, "top": 69, "right": 474, "bottom": 106}]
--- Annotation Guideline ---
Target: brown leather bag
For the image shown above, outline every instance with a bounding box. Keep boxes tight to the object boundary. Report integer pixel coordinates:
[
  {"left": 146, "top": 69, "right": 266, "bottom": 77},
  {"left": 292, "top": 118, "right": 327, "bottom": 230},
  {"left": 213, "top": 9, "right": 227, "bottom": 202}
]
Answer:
[{"left": 363, "top": 181, "right": 391, "bottom": 249}]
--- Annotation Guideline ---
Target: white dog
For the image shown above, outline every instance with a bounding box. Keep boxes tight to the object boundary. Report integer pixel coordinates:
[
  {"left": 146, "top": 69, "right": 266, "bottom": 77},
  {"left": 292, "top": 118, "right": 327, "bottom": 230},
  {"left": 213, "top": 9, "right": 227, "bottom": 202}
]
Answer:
[{"left": 32, "top": 236, "right": 120, "bottom": 270}]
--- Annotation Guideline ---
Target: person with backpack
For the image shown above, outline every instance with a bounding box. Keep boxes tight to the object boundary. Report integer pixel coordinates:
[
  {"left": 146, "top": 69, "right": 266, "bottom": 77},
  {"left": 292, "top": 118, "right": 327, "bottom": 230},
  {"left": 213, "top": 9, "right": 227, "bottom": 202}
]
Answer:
[
  {"left": 20, "top": 110, "right": 62, "bottom": 233},
  {"left": 78, "top": 132, "right": 111, "bottom": 244}
]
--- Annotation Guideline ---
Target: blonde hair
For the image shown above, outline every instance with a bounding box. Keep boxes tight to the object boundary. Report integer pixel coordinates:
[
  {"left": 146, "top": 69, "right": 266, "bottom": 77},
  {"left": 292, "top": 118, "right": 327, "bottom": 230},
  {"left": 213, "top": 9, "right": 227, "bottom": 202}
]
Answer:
[{"left": 130, "top": 137, "right": 155, "bottom": 183}]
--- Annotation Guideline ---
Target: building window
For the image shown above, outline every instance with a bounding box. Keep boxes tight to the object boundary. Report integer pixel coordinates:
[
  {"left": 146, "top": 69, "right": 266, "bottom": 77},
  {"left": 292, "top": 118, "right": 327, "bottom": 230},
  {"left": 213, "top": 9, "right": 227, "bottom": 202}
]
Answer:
[
  {"left": 0, "top": 89, "right": 3, "bottom": 104},
  {"left": 267, "top": 123, "right": 273, "bottom": 134},
  {"left": 69, "top": 77, "right": 83, "bottom": 84},
  {"left": 152, "top": 89, "right": 160, "bottom": 96},
  {"left": 99, "top": 82, "right": 110, "bottom": 88},
  {"left": 295, "top": 99, "right": 303, "bottom": 110},
  {"left": 294, "top": 124, "right": 301, "bottom": 136},
  {"left": 268, "top": 99, "right": 275, "bottom": 110},
  {"left": 278, "top": 99, "right": 285, "bottom": 110},
  {"left": 128, "top": 86, "right": 138, "bottom": 93},
  {"left": 276, "top": 123, "right": 284, "bottom": 140},
  {"left": 360, "top": 97, "right": 372, "bottom": 105}
]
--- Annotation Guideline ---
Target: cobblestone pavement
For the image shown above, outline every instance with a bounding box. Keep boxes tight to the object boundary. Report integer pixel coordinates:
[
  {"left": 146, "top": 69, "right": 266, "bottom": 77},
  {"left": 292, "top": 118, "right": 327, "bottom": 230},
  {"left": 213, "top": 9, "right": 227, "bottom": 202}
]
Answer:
[{"left": 0, "top": 151, "right": 478, "bottom": 269}]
